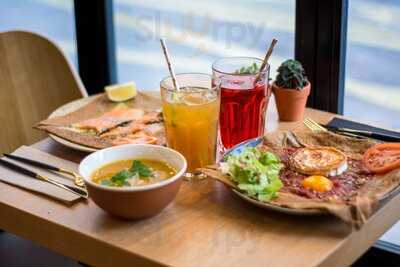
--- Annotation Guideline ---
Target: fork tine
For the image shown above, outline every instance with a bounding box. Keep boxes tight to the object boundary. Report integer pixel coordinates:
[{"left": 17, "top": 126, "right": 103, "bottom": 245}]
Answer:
[
  {"left": 304, "top": 118, "right": 318, "bottom": 130},
  {"left": 303, "top": 119, "right": 318, "bottom": 132},
  {"left": 304, "top": 117, "right": 327, "bottom": 132},
  {"left": 303, "top": 119, "right": 314, "bottom": 129},
  {"left": 303, "top": 118, "right": 316, "bottom": 130},
  {"left": 314, "top": 122, "right": 327, "bottom": 131},
  {"left": 305, "top": 117, "right": 315, "bottom": 125},
  {"left": 303, "top": 119, "right": 311, "bottom": 129},
  {"left": 306, "top": 117, "right": 326, "bottom": 131}
]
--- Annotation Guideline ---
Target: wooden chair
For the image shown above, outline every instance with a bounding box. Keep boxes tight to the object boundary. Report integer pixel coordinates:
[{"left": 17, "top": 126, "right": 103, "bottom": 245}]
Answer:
[
  {"left": 0, "top": 30, "right": 87, "bottom": 154},
  {"left": 0, "top": 30, "right": 87, "bottom": 266}
]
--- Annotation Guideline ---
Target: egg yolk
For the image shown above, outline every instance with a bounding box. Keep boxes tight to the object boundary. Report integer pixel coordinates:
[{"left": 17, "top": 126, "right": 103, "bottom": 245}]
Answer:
[{"left": 301, "top": 175, "right": 333, "bottom": 192}]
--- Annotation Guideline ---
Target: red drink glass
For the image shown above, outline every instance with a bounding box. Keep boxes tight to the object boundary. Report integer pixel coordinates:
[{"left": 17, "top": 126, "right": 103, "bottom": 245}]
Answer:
[{"left": 212, "top": 57, "right": 271, "bottom": 149}]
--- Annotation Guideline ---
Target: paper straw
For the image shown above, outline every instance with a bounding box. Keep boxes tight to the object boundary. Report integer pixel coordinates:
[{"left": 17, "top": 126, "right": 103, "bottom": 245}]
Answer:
[
  {"left": 254, "top": 38, "right": 278, "bottom": 85},
  {"left": 160, "top": 38, "right": 180, "bottom": 91}
]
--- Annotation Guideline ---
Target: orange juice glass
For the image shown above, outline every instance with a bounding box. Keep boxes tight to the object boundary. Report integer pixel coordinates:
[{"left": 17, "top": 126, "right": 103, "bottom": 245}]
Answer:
[{"left": 160, "top": 73, "right": 220, "bottom": 173}]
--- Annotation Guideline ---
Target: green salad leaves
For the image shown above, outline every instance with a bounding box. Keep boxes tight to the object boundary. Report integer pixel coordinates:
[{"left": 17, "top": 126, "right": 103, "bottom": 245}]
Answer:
[{"left": 223, "top": 147, "right": 283, "bottom": 201}]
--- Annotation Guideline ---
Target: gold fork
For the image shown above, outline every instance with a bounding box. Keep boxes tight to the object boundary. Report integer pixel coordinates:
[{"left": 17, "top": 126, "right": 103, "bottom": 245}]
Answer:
[
  {"left": 57, "top": 168, "right": 85, "bottom": 187},
  {"left": 3, "top": 153, "right": 85, "bottom": 187},
  {"left": 303, "top": 117, "right": 365, "bottom": 139},
  {"left": 303, "top": 117, "right": 327, "bottom": 132}
]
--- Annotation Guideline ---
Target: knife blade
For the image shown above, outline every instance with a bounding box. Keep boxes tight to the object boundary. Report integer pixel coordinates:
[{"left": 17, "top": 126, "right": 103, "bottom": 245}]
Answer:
[
  {"left": 0, "top": 159, "right": 88, "bottom": 198},
  {"left": 0, "top": 158, "right": 38, "bottom": 177},
  {"left": 322, "top": 125, "right": 400, "bottom": 142},
  {"left": 3, "top": 153, "right": 60, "bottom": 172}
]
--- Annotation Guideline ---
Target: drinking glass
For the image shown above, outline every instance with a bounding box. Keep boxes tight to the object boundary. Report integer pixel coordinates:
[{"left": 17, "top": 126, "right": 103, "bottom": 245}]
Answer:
[
  {"left": 160, "top": 73, "right": 220, "bottom": 174},
  {"left": 212, "top": 57, "right": 271, "bottom": 149}
]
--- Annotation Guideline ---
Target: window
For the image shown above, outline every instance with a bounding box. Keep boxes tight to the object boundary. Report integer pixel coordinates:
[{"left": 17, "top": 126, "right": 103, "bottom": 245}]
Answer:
[
  {"left": 114, "top": 0, "right": 295, "bottom": 90},
  {"left": 0, "top": 0, "right": 77, "bottom": 66},
  {"left": 344, "top": 0, "right": 400, "bottom": 129}
]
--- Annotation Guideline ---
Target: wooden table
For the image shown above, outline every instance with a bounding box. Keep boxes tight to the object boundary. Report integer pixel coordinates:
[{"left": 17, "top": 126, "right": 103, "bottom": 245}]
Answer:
[{"left": 1, "top": 97, "right": 400, "bottom": 267}]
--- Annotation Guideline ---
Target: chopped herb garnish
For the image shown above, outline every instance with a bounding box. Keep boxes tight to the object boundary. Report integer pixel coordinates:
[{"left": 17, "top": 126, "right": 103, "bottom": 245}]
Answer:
[
  {"left": 234, "top": 62, "right": 259, "bottom": 75},
  {"left": 106, "top": 160, "right": 154, "bottom": 187},
  {"left": 111, "top": 169, "right": 133, "bottom": 186},
  {"left": 130, "top": 160, "right": 153, "bottom": 178}
]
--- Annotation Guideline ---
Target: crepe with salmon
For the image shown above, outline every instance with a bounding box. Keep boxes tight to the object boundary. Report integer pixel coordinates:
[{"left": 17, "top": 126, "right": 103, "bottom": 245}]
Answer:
[
  {"left": 35, "top": 93, "right": 166, "bottom": 149},
  {"left": 202, "top": 130, "right": 400, "bottom": 229}
]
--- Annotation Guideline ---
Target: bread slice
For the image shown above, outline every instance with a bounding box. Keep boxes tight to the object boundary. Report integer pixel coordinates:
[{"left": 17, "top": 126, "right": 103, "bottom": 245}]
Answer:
[{"left": 289, "top": 147, "right": 347, "bottom": 176}]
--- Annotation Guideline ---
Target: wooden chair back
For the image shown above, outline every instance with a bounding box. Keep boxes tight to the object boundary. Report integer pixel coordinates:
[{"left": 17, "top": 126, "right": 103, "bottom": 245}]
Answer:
[{"left": 0, "top": 30, "right": 87, "bottom": 153}]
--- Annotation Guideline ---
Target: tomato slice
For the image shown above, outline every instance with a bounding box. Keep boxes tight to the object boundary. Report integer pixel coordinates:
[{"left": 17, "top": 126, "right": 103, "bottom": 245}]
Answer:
[{"left": 363, "top": 143, "right": 400, "bottom": 174}]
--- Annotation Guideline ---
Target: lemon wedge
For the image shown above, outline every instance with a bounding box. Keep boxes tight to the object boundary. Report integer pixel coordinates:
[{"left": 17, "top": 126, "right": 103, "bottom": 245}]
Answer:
[{"left": 105, "top": 82, "right": 137, "bottom": 102}]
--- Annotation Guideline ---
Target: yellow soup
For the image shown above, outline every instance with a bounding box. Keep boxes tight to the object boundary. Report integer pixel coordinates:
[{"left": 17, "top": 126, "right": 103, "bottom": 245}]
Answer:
[{"left": 92, "top": 159, "right": 177, "bottom": 187}]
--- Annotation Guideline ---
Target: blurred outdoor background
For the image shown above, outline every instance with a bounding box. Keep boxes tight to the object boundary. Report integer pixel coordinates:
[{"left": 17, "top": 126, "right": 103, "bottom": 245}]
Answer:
[{"left": 0, "top": 0, "right": 399, "bottom": 129}]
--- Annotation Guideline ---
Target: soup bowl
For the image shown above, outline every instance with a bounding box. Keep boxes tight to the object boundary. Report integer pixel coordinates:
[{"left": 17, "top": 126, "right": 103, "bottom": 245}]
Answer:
[{"left": 79, "top": 144, "right": 187, "bottom": 219}]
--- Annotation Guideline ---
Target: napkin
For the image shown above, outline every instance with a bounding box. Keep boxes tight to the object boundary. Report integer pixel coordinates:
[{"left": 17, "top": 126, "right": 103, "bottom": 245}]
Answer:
[
  {"left": 0, "top": 146, "right": 83, "bottom": 204},
  {"left": 328, "top": 118, "right": 400, "bottom": 139}
]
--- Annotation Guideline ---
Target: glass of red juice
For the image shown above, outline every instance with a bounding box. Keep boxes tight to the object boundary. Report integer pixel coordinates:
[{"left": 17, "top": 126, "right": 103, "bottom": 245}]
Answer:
[{"left": 212, "top": 57, "right": 271, "bottom": 149}]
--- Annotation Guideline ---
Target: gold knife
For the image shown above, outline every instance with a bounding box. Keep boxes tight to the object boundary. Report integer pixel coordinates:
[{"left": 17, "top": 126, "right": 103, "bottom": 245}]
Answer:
[
  {"left": 3, "top": 153, "right": 85, "bottom": 187},
  {"left": 0, "top": 159, "right": 88, "bottom": 198}
]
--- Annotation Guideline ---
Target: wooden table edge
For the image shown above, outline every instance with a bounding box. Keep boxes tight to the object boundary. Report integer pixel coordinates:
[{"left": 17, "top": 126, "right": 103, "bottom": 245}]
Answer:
[
  {"left": 316, "top": 191, "right": 400, "bottom": 267},
  {"left": 0, "top": 194, "right": 166, "bottom": 267}
]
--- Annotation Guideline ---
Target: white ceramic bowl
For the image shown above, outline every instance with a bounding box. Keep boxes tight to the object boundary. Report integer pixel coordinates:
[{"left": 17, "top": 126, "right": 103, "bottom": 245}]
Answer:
[{"left": 79, "top": 144, "right": 187, "bottom": 219}]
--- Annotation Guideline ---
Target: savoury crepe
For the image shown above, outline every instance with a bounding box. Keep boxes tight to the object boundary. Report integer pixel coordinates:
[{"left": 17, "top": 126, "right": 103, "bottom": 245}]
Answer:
[
  {"left": 35, "top": 93, "right": 166, "bottom": 148},
  {"left": 202, "top": 130, "right": 400, "bottom": 229}
]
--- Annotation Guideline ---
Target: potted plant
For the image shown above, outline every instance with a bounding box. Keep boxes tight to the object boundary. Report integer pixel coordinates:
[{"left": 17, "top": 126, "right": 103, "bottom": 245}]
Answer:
[{"left": 272, "top": 59, "right": 311, "bottom": 121}]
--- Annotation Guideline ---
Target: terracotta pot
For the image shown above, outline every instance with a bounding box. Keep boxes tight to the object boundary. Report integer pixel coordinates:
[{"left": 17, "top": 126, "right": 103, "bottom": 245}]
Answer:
[{"left": 272, "top": 82, "right": 311, "bottom": 121}]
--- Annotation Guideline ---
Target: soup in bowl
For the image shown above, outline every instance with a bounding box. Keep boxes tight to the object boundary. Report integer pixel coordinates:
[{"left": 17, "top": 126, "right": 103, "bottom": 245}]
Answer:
[
  {"left": 79, "top": 144, "right": 187, "bottom": 219},
  {"left": 92, "top": 159, "right": 177, "bottom": 187}
]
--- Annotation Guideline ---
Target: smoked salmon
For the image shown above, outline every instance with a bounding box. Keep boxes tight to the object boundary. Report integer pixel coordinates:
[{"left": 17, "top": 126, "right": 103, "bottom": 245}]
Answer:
[
  {"left": 100, "top": 122, "right": 145, "bottom": 138},
  {"left": 74, "top": 108, "right": 145, "bottom": 133},
  {"left": 109, "top": 132, "right": 158, "bottom": 146},
  {"left": 99, "top": 111, "right": 162, "bottom": 138}
]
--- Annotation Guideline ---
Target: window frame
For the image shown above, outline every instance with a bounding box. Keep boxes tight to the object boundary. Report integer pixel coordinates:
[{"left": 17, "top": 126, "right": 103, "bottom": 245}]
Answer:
[
  {"left": 295, "top": 0, "right": 348, "bottom": 114},
  {"left": 74, "top": 0, "right": 348, "bottom": 114},
  {"left": 74, "top": 0, "right": 117, "bottom": 93}
]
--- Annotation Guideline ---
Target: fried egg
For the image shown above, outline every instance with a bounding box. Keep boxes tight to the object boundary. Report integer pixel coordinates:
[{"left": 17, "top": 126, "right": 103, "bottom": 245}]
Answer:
[{"left": 301, "top": 175, "right": 333, "bottom": 192}]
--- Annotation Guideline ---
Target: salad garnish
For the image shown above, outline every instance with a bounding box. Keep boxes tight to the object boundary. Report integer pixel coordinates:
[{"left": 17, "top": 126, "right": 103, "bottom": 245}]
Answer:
[
  {"left": 234, "top": 62, "right": 259, "bottom": 75},
  {"left": 221, "top": 147, "right": 283, "bottom": 201}
]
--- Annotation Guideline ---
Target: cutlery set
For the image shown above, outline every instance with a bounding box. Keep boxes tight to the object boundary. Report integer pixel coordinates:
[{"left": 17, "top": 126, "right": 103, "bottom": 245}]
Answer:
[
  {"left": 303, "top": 117, "right": 400, "bottom": 142},
  {"left": 0, "top": 154, "right": 88, "bottom": 198}
]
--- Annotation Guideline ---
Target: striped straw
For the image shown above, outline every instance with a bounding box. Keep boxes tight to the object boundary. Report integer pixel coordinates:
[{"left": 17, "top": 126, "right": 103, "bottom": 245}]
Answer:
[{"left": 160, "top": 38, "right": 180, "bottom": 91}]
